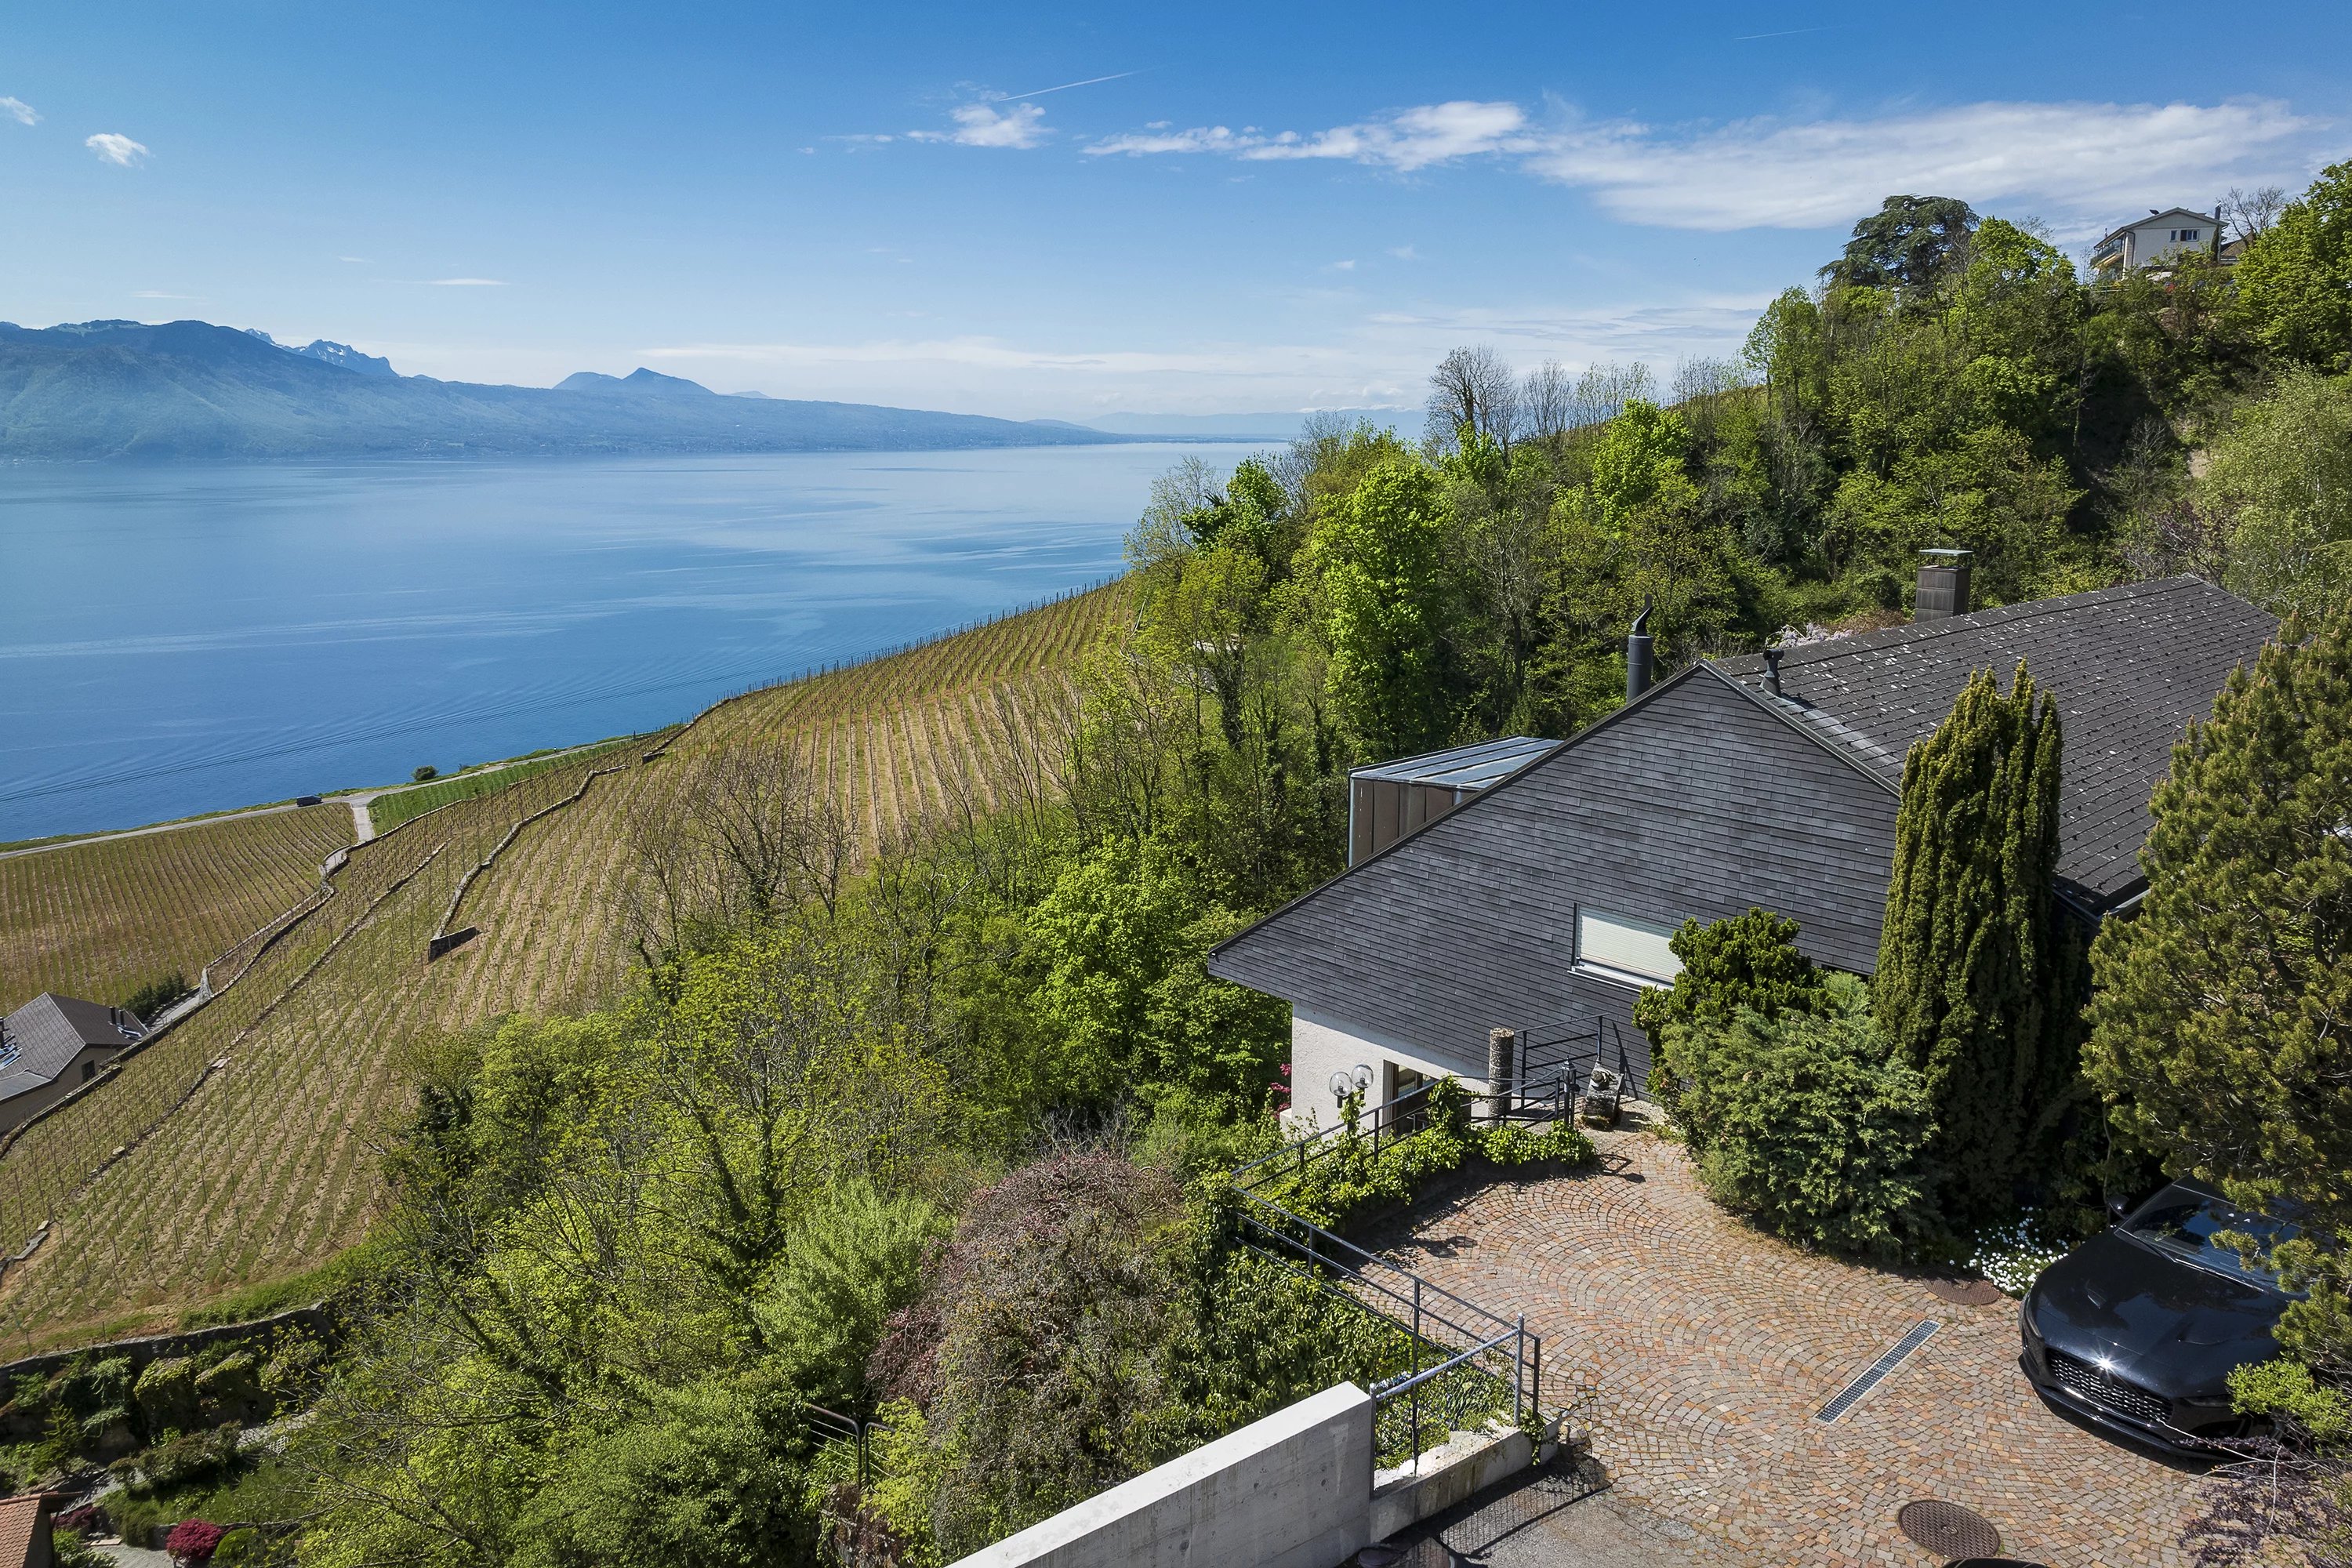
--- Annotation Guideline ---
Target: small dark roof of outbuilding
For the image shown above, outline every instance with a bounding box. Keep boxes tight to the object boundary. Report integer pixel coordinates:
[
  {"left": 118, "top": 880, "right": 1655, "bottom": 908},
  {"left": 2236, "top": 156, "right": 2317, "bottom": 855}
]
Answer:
[
  {"left": 0, "top": 993, "right": 142, "bottom": 1104},
  {"left": 1716, "top": 575, "right": 2274, "bottom": 908}
]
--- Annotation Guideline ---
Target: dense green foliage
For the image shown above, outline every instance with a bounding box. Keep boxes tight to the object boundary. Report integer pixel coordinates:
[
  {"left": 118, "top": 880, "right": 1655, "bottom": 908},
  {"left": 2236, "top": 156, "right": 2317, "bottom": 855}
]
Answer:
[
  {"left": 1875, "top": 663, "right": 2073, "bottom": 1225},
  {"left": 1644, "top": 920, "right": 1932, "bottom": 1258},
  {"left": 2085, "top": 600, "right": 2352, "bottom": 1373},
  {"left": 2234, "top": 162, "right": 2352, "bottom": 374},
  {"left": 1676, "top": 975, "right": 1935, "bottom": 1261}
]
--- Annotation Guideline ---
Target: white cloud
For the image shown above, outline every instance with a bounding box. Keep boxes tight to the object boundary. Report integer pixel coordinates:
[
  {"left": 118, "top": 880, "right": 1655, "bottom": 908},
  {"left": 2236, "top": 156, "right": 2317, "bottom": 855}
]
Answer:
[
  {"left": 85, "top": 132, "right": 148, "bottom": 166},
  {"left": 1388, "top": 245, "right": 1420, "bottom": 260},
  {"left": 1530, "top": 97, "right": 2319, "bottom": 232},
  {"left": 909, "top": 101, "right": 1049, "bottom": 150},
  {"left": 1090, "top": 101, "right": 1537, "bottom": 172},
  {"left": 1328, "top": 259, "right": 1357, "bottom": 270},
  {"left": 1, "top": 97, "right": 37, "bottom": 127},
  {"left": 132, "top": 290, "right": 192, "bottom": 299},
  {"left": 339, "top": 256, "right": 372, "bottom": 263},
  {"left": 1085, "top": 93, "right": 2323, "bottom": 234},
  {"left": 429, "top": 277, "right": 507, "bottom": 286}
]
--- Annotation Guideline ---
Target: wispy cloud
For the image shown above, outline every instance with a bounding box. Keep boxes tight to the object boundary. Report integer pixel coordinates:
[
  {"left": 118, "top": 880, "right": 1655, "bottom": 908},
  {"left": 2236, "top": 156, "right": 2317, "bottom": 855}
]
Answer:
[
  {"left": 1, "top": 97, "right": 37, "bottom": 127},
  {"left": 132, "top": 290, "right": 192, "bottom": 299},
  {"left": 909, "top": 101, "right": 1049, "bottom": 150},
  {"left": 1090, "top": 100, "right": 1537, "bottom": 172},
  {"left": 339, "top": 256, "right": 372, "bottom": 263},
  {"left": 1083, "top": 94, "right": 2321, "bottom": 233},
  {"left": 1327, "top": 259, "right": 1358, "bottom": 270},
  {"left": 1530, "top": 97, "right": 2318, "bottom": 232},
  {"left": 85, "top": 132, "right": 148, "bottom": 166},
  {"left": 427, "top": 277, "right": 508, "bottom": 287}
]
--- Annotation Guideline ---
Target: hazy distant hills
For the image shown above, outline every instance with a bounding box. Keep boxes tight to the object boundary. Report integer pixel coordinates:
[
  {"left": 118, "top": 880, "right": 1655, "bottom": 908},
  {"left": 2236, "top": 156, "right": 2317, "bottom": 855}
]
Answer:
[{"left": 0, "top": 320, "right": 1124, "bottom": 459}]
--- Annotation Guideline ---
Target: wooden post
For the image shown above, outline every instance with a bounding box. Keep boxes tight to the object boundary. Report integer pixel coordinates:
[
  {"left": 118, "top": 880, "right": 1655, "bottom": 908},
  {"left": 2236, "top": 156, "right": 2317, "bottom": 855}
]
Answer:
[{"left": 1486, "top": 1028, "right": 1518, "bottom": 1123}]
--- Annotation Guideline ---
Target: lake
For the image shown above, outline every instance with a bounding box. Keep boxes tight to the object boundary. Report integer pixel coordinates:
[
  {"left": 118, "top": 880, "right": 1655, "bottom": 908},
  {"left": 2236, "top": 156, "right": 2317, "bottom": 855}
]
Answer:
[{"left": 0, "top": 445, "right": 1255, "bottom": 842}]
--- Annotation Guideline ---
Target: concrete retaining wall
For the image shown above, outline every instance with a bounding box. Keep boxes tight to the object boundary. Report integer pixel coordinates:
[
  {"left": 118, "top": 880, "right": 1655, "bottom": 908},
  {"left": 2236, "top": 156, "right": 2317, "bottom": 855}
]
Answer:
[
  {"left": 1370, "top": 1422, "right": 1533, "bottom": 1541},
  {"left": 948, "top": 1383, "right": 1376, "bottom": 1568}
]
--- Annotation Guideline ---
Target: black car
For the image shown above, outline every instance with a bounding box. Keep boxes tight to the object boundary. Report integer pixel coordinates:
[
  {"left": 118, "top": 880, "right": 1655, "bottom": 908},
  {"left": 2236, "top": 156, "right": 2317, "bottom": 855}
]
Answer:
[{"left": 2020, "top": 1178, "right": 2293, "bottom": 1455}]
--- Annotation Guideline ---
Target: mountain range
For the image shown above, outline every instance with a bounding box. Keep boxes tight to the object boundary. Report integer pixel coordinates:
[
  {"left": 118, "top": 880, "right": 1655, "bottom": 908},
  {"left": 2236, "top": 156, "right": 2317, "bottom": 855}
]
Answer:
[{"left": 0, "top": 320, "right": 1122, "bottom": 459}]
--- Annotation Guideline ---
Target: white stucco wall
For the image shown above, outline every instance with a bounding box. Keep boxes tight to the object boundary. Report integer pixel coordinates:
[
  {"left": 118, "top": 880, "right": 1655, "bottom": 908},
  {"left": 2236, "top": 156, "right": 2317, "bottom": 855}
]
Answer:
[
  {"left": 1287, "top": 1008, "right": 1483, "bottom": 1131},
  {"left": 946, "top": 1382, "right": 1375, "bottom": 1568}
]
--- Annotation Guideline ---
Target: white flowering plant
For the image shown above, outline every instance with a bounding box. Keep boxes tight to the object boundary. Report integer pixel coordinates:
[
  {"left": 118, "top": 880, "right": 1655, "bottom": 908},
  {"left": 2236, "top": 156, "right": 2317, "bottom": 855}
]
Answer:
[{"left": 1970, "top": 1215, "right": 2072, "bottom": 1297}]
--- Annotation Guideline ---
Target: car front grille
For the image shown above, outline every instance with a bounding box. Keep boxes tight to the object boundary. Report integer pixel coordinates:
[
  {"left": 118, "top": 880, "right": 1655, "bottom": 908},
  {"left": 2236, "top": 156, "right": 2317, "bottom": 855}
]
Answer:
[{"left": 2048, "top": 1348, "right": 2171, "bottom": 1426}]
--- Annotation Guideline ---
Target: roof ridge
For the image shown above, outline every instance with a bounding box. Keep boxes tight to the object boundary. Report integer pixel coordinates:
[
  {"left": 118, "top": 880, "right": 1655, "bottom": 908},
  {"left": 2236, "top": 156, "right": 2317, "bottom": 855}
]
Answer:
[{"left": 1718, "top": 576, "right": 2212, "bottom": 673}]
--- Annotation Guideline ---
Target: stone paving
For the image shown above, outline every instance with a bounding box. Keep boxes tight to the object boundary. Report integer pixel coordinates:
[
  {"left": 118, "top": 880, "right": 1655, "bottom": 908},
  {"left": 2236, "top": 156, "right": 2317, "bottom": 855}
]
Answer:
[{"left": 1374, "top": 1131, "right": 2209, "bottom": 1567}]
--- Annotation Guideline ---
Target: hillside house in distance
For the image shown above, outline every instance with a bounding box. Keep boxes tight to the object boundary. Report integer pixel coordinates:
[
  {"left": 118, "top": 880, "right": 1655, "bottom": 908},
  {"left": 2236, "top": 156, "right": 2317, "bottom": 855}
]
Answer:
[
  {"left": 0, "top": 993, "right": 147, "bottom": 1129},
  {"left": 1209, "top": 555, "right": 2278, "bottom": 1123},
  {"left": 2089, "top": 207, "right": 2238, "bottom": 276}
]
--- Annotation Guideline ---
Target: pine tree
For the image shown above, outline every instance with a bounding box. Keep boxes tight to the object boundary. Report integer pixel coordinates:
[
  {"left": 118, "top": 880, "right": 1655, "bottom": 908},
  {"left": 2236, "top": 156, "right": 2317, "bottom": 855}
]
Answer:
[
  {"left": 1873, "top": 662, "right": 2066, "bottom": 1225},
  {"left": 2083, "top": 603, "right": 2352, "bottom": 1369}
]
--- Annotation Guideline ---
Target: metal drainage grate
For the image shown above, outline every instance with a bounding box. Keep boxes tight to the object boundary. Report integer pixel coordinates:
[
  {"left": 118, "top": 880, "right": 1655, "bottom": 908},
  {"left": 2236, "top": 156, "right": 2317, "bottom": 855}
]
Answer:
[
  {"left": 1814, "top": 1319, "right": 1941, "bottom": 1423},
  {"left": 1896, "top": 1498, "right": 2002, "bottom": 1559}
]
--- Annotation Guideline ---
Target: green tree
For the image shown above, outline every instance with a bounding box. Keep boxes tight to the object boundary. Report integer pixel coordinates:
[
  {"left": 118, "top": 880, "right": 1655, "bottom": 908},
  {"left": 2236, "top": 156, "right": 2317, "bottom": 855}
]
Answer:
[
  {"left": 1874, "top": 662, "right": 2068, "bottom": 1225},
  {"left": 1307, "top": 454, "right": 1462, "bottom": 759},
  {"left": 2205, "top": 368, "right": 2352, "bottom": 619},
  {"left": 2084, "top": 602, "right": 2352, "bottom": 1369},
  {"left": 1823, "top": 194, "right": 1979, "bottom": 295},
  {"left": 2235, "top": 160, "right": 2352, "bottom": 373}
]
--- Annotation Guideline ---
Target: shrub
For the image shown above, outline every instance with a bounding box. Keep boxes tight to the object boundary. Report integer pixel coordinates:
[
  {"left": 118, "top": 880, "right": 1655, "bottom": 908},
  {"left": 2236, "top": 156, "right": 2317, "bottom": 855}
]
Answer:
[
  {"left": 135, "top": 1356, "right": 201, "bottom": 1436},
  {"left": 758, "top": 1178, "right": 946, "bottom": 1408},
  {"left": 165, "top": 1519, "right": 227, "bottom": 1563},
  {"left": 1636, "top": 909, "right": 1828, "bottom": 1127},
  {"left": 192, "top": 1353, "right": 263, "bottom": 1420},
  {"left": 1676, "top": 975, "right": 1936, "bottom": 1261},
  {"left": 1478, "top": 1122, "right": 1596, "bottom": 1168},
  {"left": 139, "top": 1424, "right": 241, "bottom": 1490},
  {"left": 121, "top": 971, "right": 193, "bottom": 1024},
  {"left": 873, "top": 1152, "right": 1191, "bottom": 1556},
  {"left": 53, "top": 1529, "right": 111, "bottom": 1568},
  {"left": 411, "top": 765, "right": 437, "bottom": 782}
]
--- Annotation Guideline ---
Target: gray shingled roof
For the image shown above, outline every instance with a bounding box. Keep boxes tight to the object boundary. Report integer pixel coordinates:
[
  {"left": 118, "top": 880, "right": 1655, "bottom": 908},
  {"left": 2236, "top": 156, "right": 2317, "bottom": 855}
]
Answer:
[
  {"left": 0, "top": 993, "right": 141, "bottom": 1105},
  {"left": 1211, "top": 667, "right": 1904, "bottom": 1084},
  {"left": 1715, "top": 576, "right": 2276, "bottom": 906},
  {"left": 1210, "top": 575, "right": 2276, "bottom": 1083}
]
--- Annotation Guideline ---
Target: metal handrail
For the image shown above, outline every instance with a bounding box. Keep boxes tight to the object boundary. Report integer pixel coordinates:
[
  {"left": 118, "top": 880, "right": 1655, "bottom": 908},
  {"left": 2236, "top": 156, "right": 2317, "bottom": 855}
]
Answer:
[
  {"left": 1370, "top": 1326, "right": 1518, "bottom": 1400},
  {"left": 805, "top": 1403, "right": 873, "bottom": 1489}
]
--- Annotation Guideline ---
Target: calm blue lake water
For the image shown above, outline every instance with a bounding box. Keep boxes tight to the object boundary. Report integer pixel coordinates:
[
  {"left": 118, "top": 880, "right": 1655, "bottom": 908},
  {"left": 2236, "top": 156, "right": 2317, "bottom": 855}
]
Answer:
[{"left": 0, "top": 446, "right": 1253, "bottom": 841}]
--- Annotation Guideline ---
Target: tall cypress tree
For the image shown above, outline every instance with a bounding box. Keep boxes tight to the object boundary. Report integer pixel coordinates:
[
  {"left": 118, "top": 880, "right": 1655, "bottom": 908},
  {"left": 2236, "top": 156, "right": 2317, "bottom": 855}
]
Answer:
[{"left": 1874, "top": 662, "right": 2065, "bottom": 1225}]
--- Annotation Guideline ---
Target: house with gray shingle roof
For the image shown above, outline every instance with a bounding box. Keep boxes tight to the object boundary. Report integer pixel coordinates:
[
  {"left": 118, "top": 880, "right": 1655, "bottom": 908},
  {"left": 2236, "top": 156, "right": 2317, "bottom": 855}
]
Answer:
[
  {"left": 0, "top": 993, "right": 147, "bottom": 1129},
  {"left": 1207, "top": 565, "right": 2278, "bottom": 1118}
]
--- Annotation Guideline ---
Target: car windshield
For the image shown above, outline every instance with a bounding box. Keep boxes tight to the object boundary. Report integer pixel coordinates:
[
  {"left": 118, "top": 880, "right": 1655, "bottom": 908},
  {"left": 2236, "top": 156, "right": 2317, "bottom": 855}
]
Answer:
[{"left": 2125, "top": 1191, "right": 2298, "bottom": 1287}]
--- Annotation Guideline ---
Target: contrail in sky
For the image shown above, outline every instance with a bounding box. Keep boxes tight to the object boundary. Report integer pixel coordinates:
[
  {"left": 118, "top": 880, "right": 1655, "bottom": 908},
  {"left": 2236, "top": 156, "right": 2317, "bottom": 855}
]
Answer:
[
  {"left": 1733, "top": 25, "right": 1832, "bottom": 40},
  {"left": 1000, "top": 71, "right": 1140, "bottom": 100}
]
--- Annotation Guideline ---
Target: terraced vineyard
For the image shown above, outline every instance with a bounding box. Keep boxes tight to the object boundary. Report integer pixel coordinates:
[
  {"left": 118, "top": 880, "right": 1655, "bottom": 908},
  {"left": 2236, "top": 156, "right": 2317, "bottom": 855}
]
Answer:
[
  {"left": 367, "top": 735, "right": 648, "bottom": 834},
  {"left": 0, "top": 581, "right": 1127, "bottom": 1352},
  {"left": 0, "top": 806, "right": 354, "bottom": 1016}
]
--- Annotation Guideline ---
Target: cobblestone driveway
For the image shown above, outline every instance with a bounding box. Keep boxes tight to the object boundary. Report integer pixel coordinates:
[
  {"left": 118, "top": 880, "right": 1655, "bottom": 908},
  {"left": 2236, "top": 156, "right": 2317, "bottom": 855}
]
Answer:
[{"left": 1379, "top": 1131, "right": 2209, "bottom": 1567}]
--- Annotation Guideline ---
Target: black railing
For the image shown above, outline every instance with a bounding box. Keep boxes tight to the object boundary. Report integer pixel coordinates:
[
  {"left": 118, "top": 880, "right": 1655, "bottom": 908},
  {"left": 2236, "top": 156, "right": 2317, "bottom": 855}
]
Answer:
[
  {"left": 805, "top": 1403, "right": 877, "bottom": 1489},
  {"left": 1229, "top": 1190, "right": 1548, "bottom": 1472}
]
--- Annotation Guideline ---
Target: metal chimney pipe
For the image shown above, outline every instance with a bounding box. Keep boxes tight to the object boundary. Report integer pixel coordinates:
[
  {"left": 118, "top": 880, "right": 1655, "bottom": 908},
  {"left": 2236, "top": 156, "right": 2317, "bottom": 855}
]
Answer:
[
  {"left": 1625, "top": 597, "right": 1655, "bottom": 702},
  {"left": 1762, "top": 648, "right": 1784, "bottom": 698}
]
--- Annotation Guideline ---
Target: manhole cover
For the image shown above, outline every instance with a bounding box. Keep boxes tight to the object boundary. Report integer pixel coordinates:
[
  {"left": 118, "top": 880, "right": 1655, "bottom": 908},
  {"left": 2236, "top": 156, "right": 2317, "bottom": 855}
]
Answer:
[{"left": 1898, "top": 1499, "right": 2002, "bottom": 1559}]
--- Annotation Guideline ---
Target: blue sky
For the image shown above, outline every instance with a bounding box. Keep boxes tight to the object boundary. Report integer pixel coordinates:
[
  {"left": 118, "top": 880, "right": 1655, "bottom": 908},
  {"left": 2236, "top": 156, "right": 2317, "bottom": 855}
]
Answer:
[{"left": 5, "top": 1, "right": 2347, "bottom": 419}]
